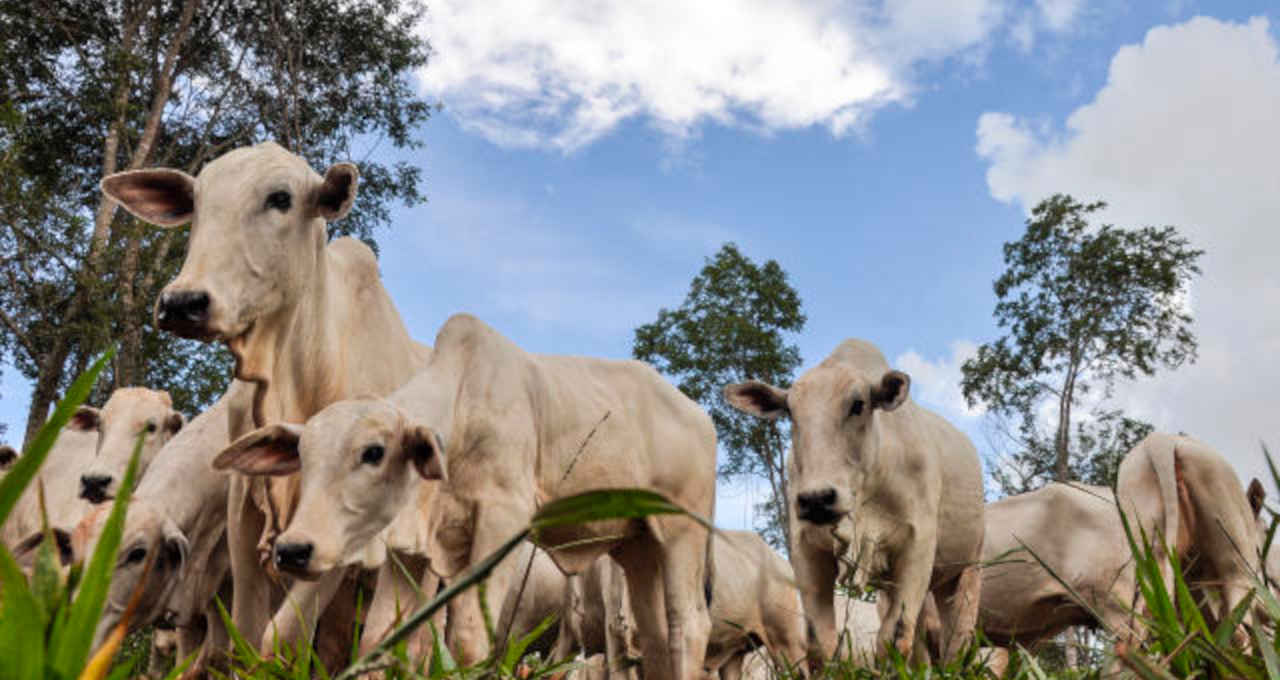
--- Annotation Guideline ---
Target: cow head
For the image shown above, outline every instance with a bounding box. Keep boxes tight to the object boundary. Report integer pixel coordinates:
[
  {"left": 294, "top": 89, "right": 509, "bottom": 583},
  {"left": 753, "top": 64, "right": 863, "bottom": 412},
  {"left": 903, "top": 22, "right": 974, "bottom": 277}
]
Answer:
[
  {"left": 79, "top": 388, "right": 184, "bottom": 504},
  {"left": 213, "top": 399, "right": 446, "bottom": 579},
  {"left": 100, "top": 142, "right": 358, "bottom": 350},
  {"left": 725, "top": 350, "right": 909, "bottom": 531},
  {"left": 72, "top": 502, "right": 190, "bottom": 650}
]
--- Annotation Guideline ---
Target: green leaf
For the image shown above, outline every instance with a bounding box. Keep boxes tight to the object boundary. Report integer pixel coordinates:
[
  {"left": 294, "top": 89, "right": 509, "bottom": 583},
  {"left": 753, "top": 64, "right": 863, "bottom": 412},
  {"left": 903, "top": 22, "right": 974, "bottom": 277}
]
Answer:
[
  {"left": 500, "top": 613, "right": 557, "bottom": 673},
  {"left": 0, "top": 544, "right": 45, "bottom": 680},
  {"left": 49, "top": 429, "right": 141, "bottom": 678},
  {"left": 530, "top": 488, "right": 709, "bottom": 533}
]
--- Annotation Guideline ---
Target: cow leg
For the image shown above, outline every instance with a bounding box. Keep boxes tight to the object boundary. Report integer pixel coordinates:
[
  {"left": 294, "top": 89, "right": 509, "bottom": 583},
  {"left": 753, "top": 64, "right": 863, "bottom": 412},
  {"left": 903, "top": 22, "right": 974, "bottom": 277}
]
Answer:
[
  {"left": 445, "top": 506, "right": 527, "bottom": 664},
  {"left": 718, "top": 651, "right": 745, "bottom": 680},
  {"left": 877, "top": 537, "right": 935, "bottom": 661},
  {"left": 658, "top": 523, "right": 712, "bottom": 680},
  {"left": 791, "top": 542, "right": 837, "bottom": 666},
  {"left": 615, "top": 536, "right": 670, "bottom": 680},
  {"left": 932, "top": 564, "right": 980, "bottom": 662},
  {"left": 362, "top": 553, "right": 433, "bottom": 660},
  {"left": 982, "top": 647, "right": 1010, "bottom": 677},
  {"left": 227, "top": 476, "right": 274, "bottom": 651},
  {"left": 261, "top": 569, "right": 344, "bottom": 657}
]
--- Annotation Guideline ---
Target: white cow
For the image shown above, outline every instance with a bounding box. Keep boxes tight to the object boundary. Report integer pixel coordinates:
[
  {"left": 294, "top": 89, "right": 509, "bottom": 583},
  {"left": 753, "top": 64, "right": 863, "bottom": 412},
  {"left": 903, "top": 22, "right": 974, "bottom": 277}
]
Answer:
[
  {"left": 726, "top": 339, "right": 984, "bottom": 665},
  {"left": 78, "top": 387, "right": 185, "bottom": 503},
  {"left": 215, "top": 313, "right": 718, "bottom": 678},
  {"left": 102, "top": 141, "right": 431, "bottom": 659},
  {"left": 1116, "top": 432, "right": 1263, "bottom": 643},
  {"left": 3, "top": 414, "right": 97, "bottom": 548}
]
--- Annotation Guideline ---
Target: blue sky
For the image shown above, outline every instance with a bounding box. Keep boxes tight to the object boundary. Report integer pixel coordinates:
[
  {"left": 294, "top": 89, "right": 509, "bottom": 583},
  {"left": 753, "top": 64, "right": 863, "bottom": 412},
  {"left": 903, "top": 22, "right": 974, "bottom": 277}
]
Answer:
[{"left": 4, "top": 0, "right": 1279, "bottom": 531}]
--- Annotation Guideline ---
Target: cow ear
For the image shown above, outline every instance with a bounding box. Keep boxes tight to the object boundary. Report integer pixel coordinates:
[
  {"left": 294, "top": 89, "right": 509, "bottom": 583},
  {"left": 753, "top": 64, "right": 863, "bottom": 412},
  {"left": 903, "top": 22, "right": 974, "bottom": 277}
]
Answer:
[
  {"left": 161, "top": 522, "right": 190, "bottom": 569},
  {"left": 70, "top": 406, "right": 101, "bottom": 432},
  {"left": 13, "top": 528, "right": 74, "bottom": 567},
  {"left": 1249, "top": 478, "right": 1267, "bottom": 517},
  {"left": 402, "top": 424, "right": 447, "bottom": 481},
  {"left": 101, "top": 169, "right": 196, "bottom": 227},
  {"left": 164, "top": 411, "right": 186, "bottom": 435},
  {"left": 0, "top": 445, "right": 16, "bottom": 469},
  {"left": 213, "top": 423, "right": 304, "bottom": 476},
  {"left": 723, "top": 381, "right": 789, "bottom": 421},
  {"left": 313, "top": 162, "right": 359, "bottom": 220},
  {"left": 871, "top": 370, "right": 910, "bottom": 412}
]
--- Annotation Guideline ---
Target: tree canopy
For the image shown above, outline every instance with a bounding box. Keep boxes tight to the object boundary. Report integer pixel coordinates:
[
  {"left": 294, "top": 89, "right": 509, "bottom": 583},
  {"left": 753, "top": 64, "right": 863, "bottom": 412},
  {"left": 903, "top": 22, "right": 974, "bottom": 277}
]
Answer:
[
  {"left": 0, "top": 0, "right": 433, "bottom": 443},
  {"left": 962, "top": 194, "right": 1202, "bottom": 492},
  {"left": 634, "top": 243, "right": 805, "bottom": 549}
]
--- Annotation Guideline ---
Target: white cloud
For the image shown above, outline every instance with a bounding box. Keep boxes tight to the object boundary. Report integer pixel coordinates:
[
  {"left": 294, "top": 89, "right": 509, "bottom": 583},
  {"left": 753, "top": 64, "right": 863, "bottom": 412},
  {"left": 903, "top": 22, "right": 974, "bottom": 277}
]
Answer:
[
  {"left": 418, "top": 0, "right": 1084, "bottom": 151},
  {"left": 976, "top": 16, "right": 1280, "bottom": 486},
  {"left": 895, "top": 340, "right": 986, "bottom": 420}
]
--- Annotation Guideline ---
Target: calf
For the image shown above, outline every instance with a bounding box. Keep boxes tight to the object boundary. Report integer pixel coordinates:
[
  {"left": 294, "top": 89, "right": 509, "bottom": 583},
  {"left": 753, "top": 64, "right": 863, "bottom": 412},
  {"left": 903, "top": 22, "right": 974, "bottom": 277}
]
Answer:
[
  {"left": 78, "top": 387, "right": 185, "bottom": 503},
  {"left": 216, "top": 313, "right": 717, "bottom": 678},
  {"left": 726, "top": 339, "right": 984, "bottom": 664}
]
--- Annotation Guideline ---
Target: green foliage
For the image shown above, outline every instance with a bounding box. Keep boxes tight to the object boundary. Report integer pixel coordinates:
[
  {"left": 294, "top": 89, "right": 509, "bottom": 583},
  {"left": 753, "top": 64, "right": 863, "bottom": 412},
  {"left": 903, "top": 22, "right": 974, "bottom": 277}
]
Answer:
[
  {"left": 0, "top": 0, "right": 433, "bottom": 442},
  {"left": 634, "top": 242, "right": 806, "bottom": 549},
  {"left": 962, "top": 194, "right": 1202, "bottom": 492}
]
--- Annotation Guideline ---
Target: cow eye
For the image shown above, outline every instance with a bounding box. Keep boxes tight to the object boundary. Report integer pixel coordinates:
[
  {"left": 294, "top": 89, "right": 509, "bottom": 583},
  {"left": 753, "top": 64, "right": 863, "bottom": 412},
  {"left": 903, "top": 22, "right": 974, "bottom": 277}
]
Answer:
[
  {"left": 360, "top": 445, "right": 385, "bottom": 466},
  {"left": 145, "top": 421, "right": 157, "bottom": 433},
  {"left": 849, "top": 399, "right": 865, "bottom": 417},
  {"left": 125, "top": 547, "right": 147, "bottom": 564},
  {"left": 265, "top": 190, "right": 292, "bottom": 212}
]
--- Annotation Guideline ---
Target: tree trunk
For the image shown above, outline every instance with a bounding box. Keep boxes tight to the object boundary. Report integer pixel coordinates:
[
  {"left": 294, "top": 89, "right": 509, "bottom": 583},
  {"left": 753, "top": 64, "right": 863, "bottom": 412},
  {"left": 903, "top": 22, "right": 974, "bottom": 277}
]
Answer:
[
  {"left": 1054, "top": 365, "right": 1078, "bottom": 482},
  {"left": 22, "top": 338, "right": 70, "bottom": 447}
]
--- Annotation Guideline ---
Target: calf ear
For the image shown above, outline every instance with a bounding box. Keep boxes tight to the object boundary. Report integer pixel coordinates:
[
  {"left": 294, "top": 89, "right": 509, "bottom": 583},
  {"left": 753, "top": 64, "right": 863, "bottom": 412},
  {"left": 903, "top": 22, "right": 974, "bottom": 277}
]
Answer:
[
  {"left": 0, "top": 445, "right": 16, "bottom": 469},
  {"left": 213, "top": 423, "right": 304, "bottom": 476},
  {"left": 871, "top": 370, "right": 910, "bottom": 412},
  {"left": 70, "top": 406, "right": 101, "bottom": 432},
  {"left": 101, "top": 169, "right": 196, "bottom": 227},
  {"left": 164, "top": 411, "right": 186, "bottom": 435},
  {"left": 1249, "top": 478, "right": 1267, "bottom": 517},
  {"left": 13, "top": 528, "right": 74, "bottom": 567},
  {"left": 161, "top": 523, "right": 190, "bottom": 569},
  {"left": 313, "top": 162, "right": 359, "bottom": 220},
  {"left": 402, "top": 424, "right": 447, "bottom": 481},
  {"left": 723, "top": 381, "right": 789, "bottom": 420}
]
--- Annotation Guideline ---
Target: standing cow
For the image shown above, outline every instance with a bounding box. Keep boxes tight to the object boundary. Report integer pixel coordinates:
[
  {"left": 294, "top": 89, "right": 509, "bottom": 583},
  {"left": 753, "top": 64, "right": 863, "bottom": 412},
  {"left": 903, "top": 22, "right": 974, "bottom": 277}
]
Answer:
[
  {"left": 101, "top": 141, "right": 431, "bottom": 659},
  {"left": 1116, "top": 432, "right": 1263, "bottom": 641},
  {"left": 215, "top": 313, "right": 718, "bottom": 678},
  {"left": 725, "top": 339, "right": 984, "bottom": 665}
]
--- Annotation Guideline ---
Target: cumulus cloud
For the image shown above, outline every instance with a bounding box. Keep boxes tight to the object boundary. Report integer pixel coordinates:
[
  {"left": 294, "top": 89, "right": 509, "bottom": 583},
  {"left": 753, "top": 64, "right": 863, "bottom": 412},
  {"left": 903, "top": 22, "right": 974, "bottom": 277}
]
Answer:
[
  {"left": 895, "top": 340, "right": 985, "bottom": 420},
  {"left": 976, "top": 16, "right": 1280, "bottom": 485},
  {"left": 418, "top": 0, "right": 1084, "bottom": 151}
]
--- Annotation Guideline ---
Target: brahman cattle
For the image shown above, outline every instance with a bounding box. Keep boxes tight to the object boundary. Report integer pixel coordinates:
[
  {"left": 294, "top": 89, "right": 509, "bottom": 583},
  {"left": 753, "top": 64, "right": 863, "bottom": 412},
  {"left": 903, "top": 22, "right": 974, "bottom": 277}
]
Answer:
[
  {"left": 102, "top": 141, "right": 431, "bottom": 658},
  {"left": 215, "top": 313, "right": 717, "bottom": 679},
  {"left": 1116, "top": 432, "right": 1263, "bottom": 641},
  {"left": 725, "top": 339, "right": 984, "bottom": 664},
  {"left": 3, "top": 422, "right": 96, "bottom": 550},
  {"left": 78, "top": 387, "right": 185, "bottom": 503}
]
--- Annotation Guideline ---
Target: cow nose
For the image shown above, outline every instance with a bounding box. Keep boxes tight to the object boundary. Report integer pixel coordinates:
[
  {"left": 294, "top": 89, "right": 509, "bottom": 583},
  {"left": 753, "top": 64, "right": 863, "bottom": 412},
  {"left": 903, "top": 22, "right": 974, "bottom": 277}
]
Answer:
[
  {"left": 274, "top": 542, "right": 314, "bottom": 571},
  {"left": 156, "top": 290, "right": 210, "bottom": 331},
  {"left": 80, "top": 474, "right": 113, "bottom": 503},
  {"left": 796, "top": 488, "right": 840, "bottom": 525}
]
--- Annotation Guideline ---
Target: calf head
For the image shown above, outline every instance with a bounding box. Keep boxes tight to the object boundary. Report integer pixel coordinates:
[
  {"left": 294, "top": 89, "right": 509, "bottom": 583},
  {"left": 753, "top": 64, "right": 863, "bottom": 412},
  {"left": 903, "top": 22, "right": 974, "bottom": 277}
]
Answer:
[
  {"left": 100, "top": 142, "right": 358, "bottom": 349},
  {"left": 725, "top": 362, "right": 909, "bottom": 532},
  {"left": 73, "top": 502, "right": 190, "bottom": 649},
  {"left": 79, "top": 388, "right": 185, "bottom": 504},
  {"left": 213, "top": 399, "right": 446, "bottom": 579}
]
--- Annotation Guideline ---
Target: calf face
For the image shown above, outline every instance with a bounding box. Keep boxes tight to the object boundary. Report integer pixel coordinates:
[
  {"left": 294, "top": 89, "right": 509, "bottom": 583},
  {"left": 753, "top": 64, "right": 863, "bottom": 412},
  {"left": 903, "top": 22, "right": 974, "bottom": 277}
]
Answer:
[
  {"left": 212, "top": 399, "right": 445, "bottom": 579},
  {"left": 725, "top": 366, "right": 909, "bottom": 527},
  {"left": 100, "top": 142, "right": 358, "bottom": 344},
  {"left": 79, "top": 388, "right": 185, "bottom": 503}
]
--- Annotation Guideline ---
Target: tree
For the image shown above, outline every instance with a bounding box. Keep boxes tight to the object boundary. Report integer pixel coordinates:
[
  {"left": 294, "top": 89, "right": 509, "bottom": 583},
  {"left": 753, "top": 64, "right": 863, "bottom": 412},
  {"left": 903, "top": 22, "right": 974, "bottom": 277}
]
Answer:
[
  {"left": 962, "top": 194, "right": 1202, "bottom": 493},
  {"left": 633, "top": 243, "right": 806, "bottom": 551},
  {"left": 0, "top": 0, "right": 433, "bottom": 444}
]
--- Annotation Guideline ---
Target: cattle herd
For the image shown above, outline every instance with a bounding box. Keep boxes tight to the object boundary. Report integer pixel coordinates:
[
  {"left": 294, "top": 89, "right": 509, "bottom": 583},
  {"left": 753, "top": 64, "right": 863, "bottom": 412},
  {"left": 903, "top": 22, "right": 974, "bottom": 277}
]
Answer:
[{"left": 0, "top": 142, "right": 1274, "bottom": 680}]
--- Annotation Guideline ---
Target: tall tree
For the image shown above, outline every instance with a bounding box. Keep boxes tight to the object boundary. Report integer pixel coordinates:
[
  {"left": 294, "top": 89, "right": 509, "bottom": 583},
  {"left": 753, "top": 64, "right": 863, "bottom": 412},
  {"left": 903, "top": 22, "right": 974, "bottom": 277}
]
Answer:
[
  {"left": 962, "top": 194, "right": 1202, "bottom": 492},
  {"left": 0, "top": 0, "right": 433, "bottom": 444},
  {"left": 633, "top": 243, "right": 805, "bottom": 551}
]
